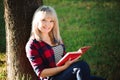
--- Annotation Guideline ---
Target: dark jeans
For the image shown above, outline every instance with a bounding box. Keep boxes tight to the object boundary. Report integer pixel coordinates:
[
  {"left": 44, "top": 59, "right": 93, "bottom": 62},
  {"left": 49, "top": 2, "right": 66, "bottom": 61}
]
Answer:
[{"left": 49, "top": 60, "right": 105, "bottom": 80}]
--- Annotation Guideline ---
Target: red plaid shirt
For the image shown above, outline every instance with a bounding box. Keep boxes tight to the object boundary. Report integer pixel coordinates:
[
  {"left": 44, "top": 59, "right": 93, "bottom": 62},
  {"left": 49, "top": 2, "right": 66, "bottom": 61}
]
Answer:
[{"left": 25, "top": 39, "right": 66, "bottom": 79}]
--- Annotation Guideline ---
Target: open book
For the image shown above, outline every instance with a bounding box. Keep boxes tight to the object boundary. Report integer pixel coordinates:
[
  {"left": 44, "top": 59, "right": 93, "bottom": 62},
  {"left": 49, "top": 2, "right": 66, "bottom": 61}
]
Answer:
[{"left": 56, "top": 46, "right": 91, "bottom": 66}]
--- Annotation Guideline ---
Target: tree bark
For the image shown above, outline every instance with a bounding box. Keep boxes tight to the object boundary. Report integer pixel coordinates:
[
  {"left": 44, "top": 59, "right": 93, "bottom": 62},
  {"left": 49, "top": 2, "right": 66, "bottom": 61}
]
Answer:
[{"left": 4, "top": 0, "right": 43, "bottom": 80}]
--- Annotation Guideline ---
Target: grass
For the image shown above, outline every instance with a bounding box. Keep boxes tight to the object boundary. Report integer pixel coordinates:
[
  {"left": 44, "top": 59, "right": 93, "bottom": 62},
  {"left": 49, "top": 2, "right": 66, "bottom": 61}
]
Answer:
[
  {"left": 0, "top": 53, "right": 6, "bottom": 80},
  {"left": 0, "top": 0, "right": 6, "bottom": 79},
  {"left": 0, "top": 0, "right": 5, "bottom": 53},
  {"left": 0, "top": 0, "right": 120, "bottom": 80},
  {"left": 44, "top": 0, "right": 120, "bottom": 79}
]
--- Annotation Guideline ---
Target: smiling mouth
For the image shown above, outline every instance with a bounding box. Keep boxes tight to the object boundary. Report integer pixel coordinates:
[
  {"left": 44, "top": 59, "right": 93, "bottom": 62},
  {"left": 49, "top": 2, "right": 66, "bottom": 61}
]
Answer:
[{"left": 43, "top": 26, "right": 50, "bottom": 30}]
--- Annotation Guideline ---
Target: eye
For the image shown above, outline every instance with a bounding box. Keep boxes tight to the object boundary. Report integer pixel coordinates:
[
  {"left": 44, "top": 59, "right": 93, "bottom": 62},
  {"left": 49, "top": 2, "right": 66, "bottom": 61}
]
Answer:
[
  {"left": 41, "top": 19, "right": 46, "bottom": 21},
  {"left": 50, "top": 20, "right": 54, "bottom": 22}
]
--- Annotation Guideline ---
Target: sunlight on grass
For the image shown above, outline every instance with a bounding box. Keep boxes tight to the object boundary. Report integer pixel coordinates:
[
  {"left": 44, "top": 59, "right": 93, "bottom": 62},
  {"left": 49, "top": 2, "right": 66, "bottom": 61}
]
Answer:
[{"left": 0, "top": 53, "right": 6, "bottom": 80}]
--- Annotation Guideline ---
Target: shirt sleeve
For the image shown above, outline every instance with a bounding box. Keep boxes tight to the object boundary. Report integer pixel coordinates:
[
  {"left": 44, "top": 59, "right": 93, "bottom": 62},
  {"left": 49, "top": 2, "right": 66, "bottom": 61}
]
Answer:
[{"left": 25, "top": 41, "right": 45, "bottom": 77}]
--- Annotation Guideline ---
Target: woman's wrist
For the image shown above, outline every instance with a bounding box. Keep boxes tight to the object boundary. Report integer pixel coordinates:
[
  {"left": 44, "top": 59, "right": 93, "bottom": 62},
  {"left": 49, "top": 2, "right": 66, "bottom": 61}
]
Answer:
[
  {"left": 62, "top": 64, "right": 69, "bottom": 70},
  {"left": 57, "top": 65, "right": 68, "bottom": 72}
]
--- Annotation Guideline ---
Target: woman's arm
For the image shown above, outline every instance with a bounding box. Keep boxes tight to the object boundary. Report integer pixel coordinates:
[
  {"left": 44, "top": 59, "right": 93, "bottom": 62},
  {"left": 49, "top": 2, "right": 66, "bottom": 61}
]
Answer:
[
  {"left": 40, "top": 57, "right": 79, "bottom": 78},
  {"left": 40, "top": 65, "right": 67, "bottom": 78}
]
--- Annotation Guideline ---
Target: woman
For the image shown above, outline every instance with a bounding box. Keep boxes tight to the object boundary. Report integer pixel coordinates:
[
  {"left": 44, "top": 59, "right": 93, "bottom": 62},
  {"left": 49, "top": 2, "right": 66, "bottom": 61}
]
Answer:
[{"left": 25, "top": 5, "right": 105, "bottom": 80}]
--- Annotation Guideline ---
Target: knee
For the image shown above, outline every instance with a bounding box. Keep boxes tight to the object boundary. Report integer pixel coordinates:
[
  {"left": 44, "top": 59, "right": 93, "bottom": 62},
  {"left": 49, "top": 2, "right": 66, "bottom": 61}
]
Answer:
[
  {"left": 71, "top": 60, "right": 90, "bottom": 71},
  {"left": 77, "top": 60, "right": 90, "bottom": 70},
  {"left": 78, "top": 60, "right": 89, "bottom": 66}
]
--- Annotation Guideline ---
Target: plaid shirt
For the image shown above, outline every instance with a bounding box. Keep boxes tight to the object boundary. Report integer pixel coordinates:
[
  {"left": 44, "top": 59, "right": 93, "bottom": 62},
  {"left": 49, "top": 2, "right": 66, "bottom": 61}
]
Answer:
[{"left": 25, "top": 39, "right": 66, "bottom": 80}]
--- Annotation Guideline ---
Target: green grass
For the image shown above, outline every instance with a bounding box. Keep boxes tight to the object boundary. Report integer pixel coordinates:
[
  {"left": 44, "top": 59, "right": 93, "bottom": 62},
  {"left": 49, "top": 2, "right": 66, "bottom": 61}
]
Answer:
[
  {"left": 0, "top": 0, "right": 6, "bottom": 79},
  {"left": 0, "top": 53, "right": 6, "bottom": 80},
  {"left": 0, "top": 0, "right": 120, "bottom": 80},
  {"left": 44, "top": 1, "right": 120, "bottom": 79},
  {"left": 0, "top": 0, "right": 6, "bottom": 53}
]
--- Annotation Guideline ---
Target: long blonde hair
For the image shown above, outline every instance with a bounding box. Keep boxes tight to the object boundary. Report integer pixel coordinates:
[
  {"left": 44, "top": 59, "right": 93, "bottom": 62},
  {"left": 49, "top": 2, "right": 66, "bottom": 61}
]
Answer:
[{"left": 31, "top": 5, "right": 62, "bottom": 44}]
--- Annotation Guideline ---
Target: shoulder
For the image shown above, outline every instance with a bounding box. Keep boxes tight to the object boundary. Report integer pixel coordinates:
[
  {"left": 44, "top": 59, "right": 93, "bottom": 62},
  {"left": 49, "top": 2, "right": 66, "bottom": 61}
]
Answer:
[
  {"left": 25, "top": 38, "right": 45, "bottom": 56},
  {"left": 26, "top": 38, "right": 36, "bottom": 48},
  {"left": 26, "top": 38, "right": 48, "bottom": 49}
]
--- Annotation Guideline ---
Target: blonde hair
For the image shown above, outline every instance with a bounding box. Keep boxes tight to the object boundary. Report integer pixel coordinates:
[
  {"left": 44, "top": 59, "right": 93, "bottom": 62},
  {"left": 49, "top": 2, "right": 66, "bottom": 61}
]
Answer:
[{"left": 31, "top": 5, "right": 62, "bottom": 44}]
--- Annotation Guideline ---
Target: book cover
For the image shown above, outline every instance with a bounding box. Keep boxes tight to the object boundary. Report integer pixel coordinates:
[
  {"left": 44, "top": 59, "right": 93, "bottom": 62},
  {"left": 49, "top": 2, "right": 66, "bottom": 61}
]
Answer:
[{"left": 56, "top": 46, "right": 91, "bottom": 66}]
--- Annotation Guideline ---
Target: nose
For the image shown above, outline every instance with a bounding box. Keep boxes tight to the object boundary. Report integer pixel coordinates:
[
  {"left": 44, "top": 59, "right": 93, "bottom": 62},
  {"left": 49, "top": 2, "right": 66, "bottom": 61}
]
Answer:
[
  {"left": 46, "top": 21, "right": 51, "bottom": 26},
  {"left": 45, "top": 22, "right": 49, "bottom": 26}
]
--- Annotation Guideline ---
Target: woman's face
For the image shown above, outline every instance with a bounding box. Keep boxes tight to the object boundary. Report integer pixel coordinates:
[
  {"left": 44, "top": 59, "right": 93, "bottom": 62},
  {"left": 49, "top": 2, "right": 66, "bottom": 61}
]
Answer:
[{"left": 38, "top": 16, "right": 54, "bottom": 34}]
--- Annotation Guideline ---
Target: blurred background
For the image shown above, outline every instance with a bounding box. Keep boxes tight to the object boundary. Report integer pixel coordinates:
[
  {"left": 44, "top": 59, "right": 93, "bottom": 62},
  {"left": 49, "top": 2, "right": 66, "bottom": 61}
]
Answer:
[{"left": 0, "top": 0, "right": 120, "bottom": 80}]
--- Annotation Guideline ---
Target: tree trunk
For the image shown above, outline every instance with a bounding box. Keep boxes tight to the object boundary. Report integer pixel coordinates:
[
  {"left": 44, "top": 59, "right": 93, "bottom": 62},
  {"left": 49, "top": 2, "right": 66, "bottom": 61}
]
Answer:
[{"left": 4, "top": 0, "right": 43, "bottom": 80}]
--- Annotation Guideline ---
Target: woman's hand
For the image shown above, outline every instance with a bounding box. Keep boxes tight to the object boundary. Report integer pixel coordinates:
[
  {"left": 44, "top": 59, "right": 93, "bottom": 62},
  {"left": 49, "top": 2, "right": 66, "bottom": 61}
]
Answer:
[{"left": 63, "top": 56, "right": 80, "bottom": 68}]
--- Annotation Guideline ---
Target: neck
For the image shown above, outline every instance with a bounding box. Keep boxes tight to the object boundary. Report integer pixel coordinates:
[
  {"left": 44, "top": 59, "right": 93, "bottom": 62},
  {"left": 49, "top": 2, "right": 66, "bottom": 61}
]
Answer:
[
  {"left": 41, "top": 33, "right": 50, "bottom": 41},
  {"left": 41, "top": 33, "right": 54, "bottom": 46}
]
